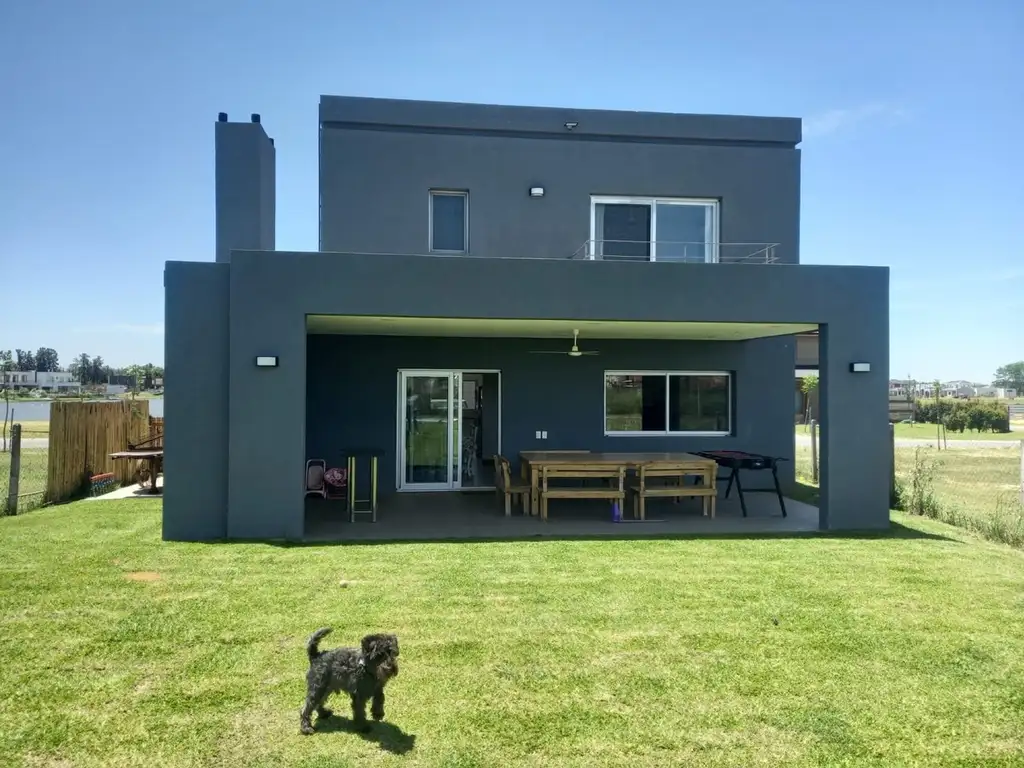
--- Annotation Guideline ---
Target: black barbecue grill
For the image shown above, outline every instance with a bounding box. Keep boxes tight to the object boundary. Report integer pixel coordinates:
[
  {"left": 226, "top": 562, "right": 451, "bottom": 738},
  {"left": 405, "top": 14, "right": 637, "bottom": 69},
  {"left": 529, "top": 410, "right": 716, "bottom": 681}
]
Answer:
[{"left": 694, "top": 450, "right": 788, "bottom": 518}]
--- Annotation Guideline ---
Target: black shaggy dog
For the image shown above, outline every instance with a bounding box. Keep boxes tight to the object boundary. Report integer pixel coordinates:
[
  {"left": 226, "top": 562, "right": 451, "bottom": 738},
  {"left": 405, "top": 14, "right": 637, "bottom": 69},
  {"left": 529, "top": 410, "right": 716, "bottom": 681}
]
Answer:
[{"left": 299, "top": 627, "right": 400, "bottom": 735}]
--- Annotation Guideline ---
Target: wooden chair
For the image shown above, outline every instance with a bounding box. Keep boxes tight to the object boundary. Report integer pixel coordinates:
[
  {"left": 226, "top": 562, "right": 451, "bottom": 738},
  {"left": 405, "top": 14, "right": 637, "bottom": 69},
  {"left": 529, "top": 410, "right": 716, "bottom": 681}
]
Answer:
[
  {"left": 493, "top": 455, "right": 530, "bottom": 516},
  {"left": 627, "top": 461, "right": 717, "bottom": 520}
]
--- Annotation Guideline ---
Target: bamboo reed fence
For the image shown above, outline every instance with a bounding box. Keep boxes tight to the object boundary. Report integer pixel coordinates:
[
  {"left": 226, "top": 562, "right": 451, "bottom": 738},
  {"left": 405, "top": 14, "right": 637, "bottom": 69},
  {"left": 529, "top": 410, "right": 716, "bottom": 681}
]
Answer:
[
  {"left": 46, "top": 400, "right": 152, "bottom": 503},
  {"left": 148, "top": 417, "right": 164, "bottom": 448}
]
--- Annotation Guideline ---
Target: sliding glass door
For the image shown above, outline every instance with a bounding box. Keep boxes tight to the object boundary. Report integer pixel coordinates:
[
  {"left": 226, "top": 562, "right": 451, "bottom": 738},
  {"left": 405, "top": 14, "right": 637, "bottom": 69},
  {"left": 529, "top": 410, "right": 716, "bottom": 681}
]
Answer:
[
  {"left": 399, "top": 371, "right": 458, "bottom": 490},
  {"left": 398, "top": 370, "right": 500, "bottom": 491}
]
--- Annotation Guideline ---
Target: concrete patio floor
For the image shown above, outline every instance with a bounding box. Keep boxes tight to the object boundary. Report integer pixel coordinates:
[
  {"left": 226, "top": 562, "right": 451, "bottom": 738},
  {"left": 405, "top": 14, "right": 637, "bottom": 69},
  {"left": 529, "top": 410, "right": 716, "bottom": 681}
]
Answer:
[{"left": 304, "top": 488, "right": 819, "bottom": 542}]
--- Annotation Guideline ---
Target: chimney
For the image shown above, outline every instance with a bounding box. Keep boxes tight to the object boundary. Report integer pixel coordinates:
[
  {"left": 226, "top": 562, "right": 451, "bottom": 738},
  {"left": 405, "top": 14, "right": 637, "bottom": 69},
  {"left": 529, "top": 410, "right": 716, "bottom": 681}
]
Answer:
[{"left": 214, "top": 113, "right": 276, "bottom": 263}]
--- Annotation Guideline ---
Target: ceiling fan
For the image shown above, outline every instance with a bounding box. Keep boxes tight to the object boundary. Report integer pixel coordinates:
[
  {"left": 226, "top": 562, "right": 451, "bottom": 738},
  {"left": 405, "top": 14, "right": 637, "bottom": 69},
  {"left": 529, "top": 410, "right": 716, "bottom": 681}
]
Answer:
[{"left": 529, "top": 329, "right": 600, "bottom": 357}]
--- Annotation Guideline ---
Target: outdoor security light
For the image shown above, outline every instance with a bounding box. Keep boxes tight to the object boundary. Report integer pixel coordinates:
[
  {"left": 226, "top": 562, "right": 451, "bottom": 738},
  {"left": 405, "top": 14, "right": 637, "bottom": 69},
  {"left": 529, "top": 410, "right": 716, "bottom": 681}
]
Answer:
[
  {"left": 850, "top": 362, "right": 871, "bottom": 373},
  {"left": 529, "top": 187, "right": 545, "bottom": 197},
  {"left": 255, "top": 356, "right": 279, "bottom": 368}
]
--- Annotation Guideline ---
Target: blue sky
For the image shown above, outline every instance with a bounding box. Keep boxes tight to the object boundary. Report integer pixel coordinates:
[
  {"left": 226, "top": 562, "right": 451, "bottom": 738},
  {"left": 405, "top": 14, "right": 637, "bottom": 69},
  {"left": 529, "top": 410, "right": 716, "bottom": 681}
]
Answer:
[{"left": 1, "top": 0, "right": 1020, "bottom": 381}]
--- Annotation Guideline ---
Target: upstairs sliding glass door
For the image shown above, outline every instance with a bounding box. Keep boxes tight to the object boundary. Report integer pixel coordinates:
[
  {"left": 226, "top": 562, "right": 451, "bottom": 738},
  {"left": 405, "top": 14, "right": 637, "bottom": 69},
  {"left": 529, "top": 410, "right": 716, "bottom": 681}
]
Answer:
[{"left": 591, "top": 196, "right": 719, "bottom": 262}]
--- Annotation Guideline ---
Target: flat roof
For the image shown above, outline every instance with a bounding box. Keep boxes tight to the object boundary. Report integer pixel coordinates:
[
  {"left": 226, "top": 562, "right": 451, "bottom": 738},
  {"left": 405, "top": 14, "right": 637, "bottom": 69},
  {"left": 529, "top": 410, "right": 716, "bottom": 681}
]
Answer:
[{"left": 319, "top": 94, "right": 802, "bottom": 147}]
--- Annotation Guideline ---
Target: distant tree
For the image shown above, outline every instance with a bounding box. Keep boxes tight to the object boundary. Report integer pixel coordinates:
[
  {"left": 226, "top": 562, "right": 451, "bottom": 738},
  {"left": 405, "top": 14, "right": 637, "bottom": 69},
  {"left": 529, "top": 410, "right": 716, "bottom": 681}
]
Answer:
[
  {"left": 70, "top": 353, "right": 92, "bottom": 384},
  {"left": 34, "top": 347, "right": 59, "bottom": 372},
  {"left": 123, "top": 364, "right": 145, "bottom": 398},
  {"left": 14, "top": 349, "right": 36, "bottom": 372},
  {"left": 800, "top": 375, "right": 819, "bottom": 424},
  {"left": 993, "top": 361, "right": 1024, "bottom": 393},
  {"left": 89, "top": 356, "right": 107, "bottom": 386}
]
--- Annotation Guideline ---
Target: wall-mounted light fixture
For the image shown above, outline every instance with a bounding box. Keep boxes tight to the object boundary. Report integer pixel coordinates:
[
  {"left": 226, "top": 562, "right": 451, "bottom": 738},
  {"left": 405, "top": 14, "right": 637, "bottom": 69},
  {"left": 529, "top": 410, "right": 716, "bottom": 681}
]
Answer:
[
  {"left": 564, "top": 121, "right": 578, "bottom": 130},
  {"left": 255, "top": 356, "right": 279, "bottom": 368},
  {"left": 849, "top": 362, "right": 871, "bottom": 373},
  {"left": 529, "top": 187, "right": 545, "bottom": 198}
]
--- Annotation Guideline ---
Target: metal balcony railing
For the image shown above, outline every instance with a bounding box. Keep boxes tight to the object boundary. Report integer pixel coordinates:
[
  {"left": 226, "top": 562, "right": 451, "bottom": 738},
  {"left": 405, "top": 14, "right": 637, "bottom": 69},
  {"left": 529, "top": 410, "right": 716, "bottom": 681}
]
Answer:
[{"left": 571, "top": 240, "right": 781, "bottom": 263}]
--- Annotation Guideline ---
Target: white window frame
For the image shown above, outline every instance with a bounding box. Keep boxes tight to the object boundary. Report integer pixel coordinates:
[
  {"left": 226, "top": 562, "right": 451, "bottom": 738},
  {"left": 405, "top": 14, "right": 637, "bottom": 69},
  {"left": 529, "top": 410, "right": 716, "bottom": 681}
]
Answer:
[
  {"left": 589, "top": 196, "right": 720, "bottom": 262},
  {"left": 603, "top": 370, "right": 732, "bottom": 437},
  {"left": 428, "top": 190, "right": 469, "bottom": 254}
]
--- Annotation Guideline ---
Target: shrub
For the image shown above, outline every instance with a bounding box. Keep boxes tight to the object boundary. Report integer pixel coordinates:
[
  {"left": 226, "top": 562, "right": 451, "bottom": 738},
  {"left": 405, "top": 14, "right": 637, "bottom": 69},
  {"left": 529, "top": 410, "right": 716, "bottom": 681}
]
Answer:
[
  {"left": 913, "top": 399, "right": 1010, "bottom": 433},
  {"left": 895, "top": 447, "right": 942, "bottom": 517},
  {"left": 945, "top": 410, "right": 967, "bottom": 433}
]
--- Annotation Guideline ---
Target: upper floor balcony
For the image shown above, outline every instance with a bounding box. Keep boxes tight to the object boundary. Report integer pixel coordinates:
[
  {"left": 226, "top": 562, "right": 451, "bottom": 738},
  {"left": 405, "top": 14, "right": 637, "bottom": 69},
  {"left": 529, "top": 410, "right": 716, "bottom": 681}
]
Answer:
[{"left": 571, "top": 240, "right": 780, "bottom": 263}]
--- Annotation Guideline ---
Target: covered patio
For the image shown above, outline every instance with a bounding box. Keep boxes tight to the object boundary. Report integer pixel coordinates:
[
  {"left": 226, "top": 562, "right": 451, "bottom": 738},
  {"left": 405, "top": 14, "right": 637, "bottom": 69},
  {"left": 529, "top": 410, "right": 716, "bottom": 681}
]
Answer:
[
  {"left": 304, "top": 489, "right": 819, "bottom": 543},
  {"left": 164, "top": 251, "right": 889, "bottom": 542}
]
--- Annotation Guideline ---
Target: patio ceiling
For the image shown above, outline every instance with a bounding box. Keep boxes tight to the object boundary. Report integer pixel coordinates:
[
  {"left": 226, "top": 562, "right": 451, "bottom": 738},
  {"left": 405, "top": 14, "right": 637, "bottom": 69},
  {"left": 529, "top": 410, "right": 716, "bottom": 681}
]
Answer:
[{"left": 306, "top": 315, "right": 817, "bottom": 341}]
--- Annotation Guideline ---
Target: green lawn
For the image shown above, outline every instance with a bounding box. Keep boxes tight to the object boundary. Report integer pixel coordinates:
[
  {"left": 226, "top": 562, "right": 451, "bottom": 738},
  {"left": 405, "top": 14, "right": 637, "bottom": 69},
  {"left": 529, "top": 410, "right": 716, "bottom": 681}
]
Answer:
[
  {"left": 2, "top": 501, "right": 1024, "bottom": 765},
  {"left": 797, "top": 422, "right": 1021, "bottom": 441},
  {"left": 0, "top": 448, "right": 48, "bottom": 513}
]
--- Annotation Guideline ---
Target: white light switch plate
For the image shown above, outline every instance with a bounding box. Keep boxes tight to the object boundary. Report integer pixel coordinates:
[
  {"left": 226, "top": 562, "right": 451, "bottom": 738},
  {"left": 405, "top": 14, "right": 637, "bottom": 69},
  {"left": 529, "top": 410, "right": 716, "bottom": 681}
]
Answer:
[
  {"left": 541, "top": 431, "right": 548, "bottom": 439},
  {"left": 535, "top": 430, "right": 542, "bottom": 439}
]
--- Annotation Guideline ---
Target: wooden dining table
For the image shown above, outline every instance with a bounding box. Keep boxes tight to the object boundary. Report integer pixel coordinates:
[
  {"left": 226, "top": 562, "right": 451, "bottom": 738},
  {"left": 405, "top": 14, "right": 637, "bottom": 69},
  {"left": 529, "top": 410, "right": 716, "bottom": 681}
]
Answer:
[{"left": 518, "top": 451, "right": 718, "bottom": 517}]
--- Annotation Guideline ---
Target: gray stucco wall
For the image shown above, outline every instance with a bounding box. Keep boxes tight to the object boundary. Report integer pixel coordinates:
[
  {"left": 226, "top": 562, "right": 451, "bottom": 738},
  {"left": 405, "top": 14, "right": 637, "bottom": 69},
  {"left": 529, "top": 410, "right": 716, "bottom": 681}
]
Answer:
[
  {"left": 163, "top": 262, "right": 229, "bottom": 540},
  {"left": 306, "top": 335, "right": 796, "bottom": 496},
  {"left": 319, "top": 97, "right": 801, "bottom": 264},
  {"left": 158, "top": 250, "right": 887, "bottom": 542}
]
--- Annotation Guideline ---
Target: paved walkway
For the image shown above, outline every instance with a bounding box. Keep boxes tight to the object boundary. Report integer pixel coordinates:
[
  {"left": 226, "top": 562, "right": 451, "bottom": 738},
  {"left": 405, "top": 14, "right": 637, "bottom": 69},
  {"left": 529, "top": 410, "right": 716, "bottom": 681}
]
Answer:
[{"left": 86, "top": 475, "right": 163, "bottom": 500}]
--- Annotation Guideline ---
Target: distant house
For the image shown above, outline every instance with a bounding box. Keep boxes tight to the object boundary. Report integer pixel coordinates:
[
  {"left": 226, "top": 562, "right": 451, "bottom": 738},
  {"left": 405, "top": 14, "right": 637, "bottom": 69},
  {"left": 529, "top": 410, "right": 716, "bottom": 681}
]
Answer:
[
  {"left": 940, "top": 379, "right": 976, "bottom": 398},
  {"left": 888, "top": 379, "right": 932, "bottom": 398},
  {"left": 976, "top": 386, "right": 1018, "bottom": 399},
  {"left": 1, "top": 371, "right": 79, "bottom": 390}
]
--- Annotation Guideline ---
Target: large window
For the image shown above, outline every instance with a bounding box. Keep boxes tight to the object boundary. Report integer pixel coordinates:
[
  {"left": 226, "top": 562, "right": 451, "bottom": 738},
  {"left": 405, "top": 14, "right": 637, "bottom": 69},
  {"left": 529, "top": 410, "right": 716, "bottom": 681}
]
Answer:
[
  {"left": 590, "top": 196, "right": 719, "bottom": 262},
  {"left": 429, "top": 190, "right": 468, "bottom": 253},
  {"left": 604, "top": 371, "right": 732, "bottom": 436}
]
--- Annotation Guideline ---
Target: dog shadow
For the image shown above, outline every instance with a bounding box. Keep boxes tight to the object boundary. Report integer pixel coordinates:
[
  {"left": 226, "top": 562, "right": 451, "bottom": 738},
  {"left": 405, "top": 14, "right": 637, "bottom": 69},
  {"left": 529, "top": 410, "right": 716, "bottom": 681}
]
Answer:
[{"left": 315, "top": 717, "right": 416, "bottom": 754}]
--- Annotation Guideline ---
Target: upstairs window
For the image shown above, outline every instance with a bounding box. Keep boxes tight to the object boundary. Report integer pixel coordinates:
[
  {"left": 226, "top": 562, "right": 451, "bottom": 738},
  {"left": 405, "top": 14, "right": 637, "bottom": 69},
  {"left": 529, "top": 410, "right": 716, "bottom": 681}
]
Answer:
[
  {"left": 591, "top": 196, "right": 719, "bottom": 262},
  {"left": 429, "top": 190, "right": 468, "bottom": 253}
]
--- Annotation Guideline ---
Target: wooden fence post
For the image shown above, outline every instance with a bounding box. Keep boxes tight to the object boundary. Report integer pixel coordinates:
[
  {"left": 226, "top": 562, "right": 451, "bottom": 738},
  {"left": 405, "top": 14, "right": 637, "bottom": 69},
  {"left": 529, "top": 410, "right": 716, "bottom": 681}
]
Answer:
[
  {"left": 889, "top": 422, "right": 897, "bottom": 508},
  {"left": 5, "top": 423, "right": 21, "bottom": 516},
  {"left": 810, "top": 419, "right": 819, "bottom": 484}
]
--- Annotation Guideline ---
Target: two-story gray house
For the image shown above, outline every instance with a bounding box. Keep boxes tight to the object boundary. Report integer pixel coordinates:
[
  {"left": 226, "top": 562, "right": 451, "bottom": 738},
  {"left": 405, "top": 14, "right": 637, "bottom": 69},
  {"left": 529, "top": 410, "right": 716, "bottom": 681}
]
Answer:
[{"left": 163, "top": 94, "right": 890, "bottom": 542}]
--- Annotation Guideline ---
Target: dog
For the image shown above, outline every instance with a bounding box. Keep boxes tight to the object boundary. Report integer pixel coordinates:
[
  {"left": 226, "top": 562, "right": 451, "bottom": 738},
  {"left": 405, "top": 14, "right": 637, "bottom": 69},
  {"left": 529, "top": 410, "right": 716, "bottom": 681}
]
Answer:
[{"left": 299, "top": 627, "right": 400, "bottom": 735}]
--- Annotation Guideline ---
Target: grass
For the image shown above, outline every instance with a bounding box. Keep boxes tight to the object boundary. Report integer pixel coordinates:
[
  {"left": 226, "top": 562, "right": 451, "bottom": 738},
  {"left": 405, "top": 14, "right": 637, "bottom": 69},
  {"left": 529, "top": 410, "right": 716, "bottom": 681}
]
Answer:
[
  {"left": 2, "top": 501, "right": 1024, "bottom": 766},
  {"left": 797, "top": 422, "right": 1020, "bottom": 441},
  {"left": 2, "top": 419, "right": 49, "bottom": 437},
  {"left": 796, "top": 443, "right": 1024, "bottom": 548},
  {"left": 0, "top": 448, "right": 48, "bottom": 513}
]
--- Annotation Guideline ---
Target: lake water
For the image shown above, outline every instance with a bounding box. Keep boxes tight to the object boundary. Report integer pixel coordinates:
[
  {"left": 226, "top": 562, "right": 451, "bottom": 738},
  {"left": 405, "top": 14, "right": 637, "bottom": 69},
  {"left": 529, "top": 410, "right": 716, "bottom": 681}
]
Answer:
[{"left": 3, "top": 398, "right": 164, "bottom": 422}]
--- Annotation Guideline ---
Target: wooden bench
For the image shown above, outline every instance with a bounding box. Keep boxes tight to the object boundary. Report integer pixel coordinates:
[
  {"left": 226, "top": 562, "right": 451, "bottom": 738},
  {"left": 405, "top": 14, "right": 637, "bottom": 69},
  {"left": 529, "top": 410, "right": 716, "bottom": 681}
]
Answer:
[
  {"left": 627, "top": 461, "right": 717, "bottom": 520},
  {"left": 539, "top": 464, "right": 625, "bottom": 521}
]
